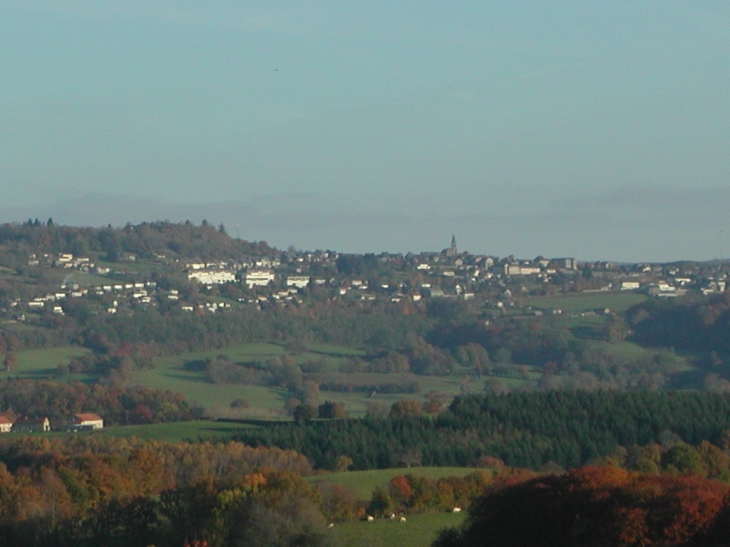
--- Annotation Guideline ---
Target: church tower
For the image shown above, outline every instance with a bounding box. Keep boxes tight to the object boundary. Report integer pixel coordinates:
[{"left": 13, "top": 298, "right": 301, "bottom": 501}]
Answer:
[{"left": 447, "top": 234, "right": 458, "bottom": 257}]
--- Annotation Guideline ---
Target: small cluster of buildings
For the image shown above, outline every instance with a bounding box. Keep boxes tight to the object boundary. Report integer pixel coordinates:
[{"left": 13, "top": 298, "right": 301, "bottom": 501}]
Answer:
[
  {"left": 28, "top": 252, "right": 108, "bottom": 274},
  {"left": 12, "top": 280, "right": 160, "bottom": 316},
  {"left": 0, "top": 413, "right": 103, "bottom": 433}
]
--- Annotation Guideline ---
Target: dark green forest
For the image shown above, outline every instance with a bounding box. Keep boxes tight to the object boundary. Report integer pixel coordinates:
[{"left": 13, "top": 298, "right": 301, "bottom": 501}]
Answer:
[{"left": 235, "top": 391, "right": 730, "bottom": 470}]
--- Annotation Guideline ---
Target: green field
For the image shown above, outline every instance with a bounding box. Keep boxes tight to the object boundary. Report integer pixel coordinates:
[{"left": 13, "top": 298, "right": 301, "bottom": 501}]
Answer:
[
  {"left": 310, "top": 467, "right": 482, "bottom": 501},
  {"left": 9, "top": 346, "right": 91, "bottom": 379},
  {"left": 134, "top": 343, "right": 291, "bottom": 414},
  {"left": 96, "top": 420, "right": 259, "bottom": 442},
  {"left": 55, "top": 271, "right": 114, "bottom": 287},
  {"left": 132, "top": 343, "right": 493, "bottom": 416},
  {"left": 525, "top": 291, "right": 647, "bottom": 313},
  {"left": 3, "top": 342, "right": 497, "bottom": 417},
  {"left": 330, "top": 511, "right": 465, "bottom": 547},
  {"left": 551, "top": 314, "right": 606, "bottom": 329},
  {"left": 307, "top": 343, "right": 367, "bottom": 357}
]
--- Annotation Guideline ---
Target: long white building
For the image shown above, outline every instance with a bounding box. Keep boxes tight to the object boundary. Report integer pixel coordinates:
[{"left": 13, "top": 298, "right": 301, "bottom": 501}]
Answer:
[{"left": 245, "top": 269, "right": 276, "bottom": 288}]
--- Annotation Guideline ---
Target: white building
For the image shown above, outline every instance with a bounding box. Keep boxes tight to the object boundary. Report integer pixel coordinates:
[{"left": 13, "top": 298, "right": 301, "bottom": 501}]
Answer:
[
  {"left": 188, "top": 270, "right": 237, "bottom": 284},
  {"left": 245, "top": 269, "right": 276, "bottom": 288},
  {"left": 70, "top": 413, "right": 104, "bottom": 430},
  {"left": 286, "top": 276, "right": 310, "bottom": 289}
]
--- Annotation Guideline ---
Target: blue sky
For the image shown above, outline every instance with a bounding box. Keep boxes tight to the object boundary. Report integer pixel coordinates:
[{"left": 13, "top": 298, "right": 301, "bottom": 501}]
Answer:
[{"left": 1, "top": 1, "right": 729, "bottom": 262}]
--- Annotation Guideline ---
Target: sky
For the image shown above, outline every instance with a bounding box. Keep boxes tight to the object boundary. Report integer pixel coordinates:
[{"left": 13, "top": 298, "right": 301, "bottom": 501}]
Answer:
[{"left": 1, "top": 1, "right": 729, "bottom": 262}]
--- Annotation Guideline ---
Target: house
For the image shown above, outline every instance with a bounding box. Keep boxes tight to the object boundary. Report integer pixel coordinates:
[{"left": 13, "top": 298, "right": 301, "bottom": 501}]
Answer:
[
  {"left": 0, "top": 416, "right": 12, "bottom": 433},
  {"left": 286, "top": 276, "right": 310, "bottom": 289},
  {"left": 556, "top": 257, "right": 578, "bottom": 270},
  {"left": 69, "top": 413, "right": 104, "bottom": 430},
  {"left": 13, "top": 415, "right": 51, "bottom": 433},
  {"left": 620, "top": 281, "right": 641, "bottom": 291}
]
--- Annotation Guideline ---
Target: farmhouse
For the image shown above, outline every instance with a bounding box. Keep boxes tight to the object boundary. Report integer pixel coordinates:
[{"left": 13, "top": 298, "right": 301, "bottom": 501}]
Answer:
[
  {"left": 0, "top": 416, "right": 12, "bottom": 433},
  {"left": 13, "top": 415, "right": 51, "bottom": 433},
  {"left": 69, "top": 413, "right": 104, "bottom": 430}
]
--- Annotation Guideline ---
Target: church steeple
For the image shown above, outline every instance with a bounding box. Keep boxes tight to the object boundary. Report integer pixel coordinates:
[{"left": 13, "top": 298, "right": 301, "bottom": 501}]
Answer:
[{"left": 447, "top": 234, "right": 458, "bottom": 257}]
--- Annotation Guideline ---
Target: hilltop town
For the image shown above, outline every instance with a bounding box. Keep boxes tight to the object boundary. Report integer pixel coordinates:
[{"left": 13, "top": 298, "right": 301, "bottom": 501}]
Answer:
[{"left": 2, "top": 221, "right": 726, "bottom": 323}]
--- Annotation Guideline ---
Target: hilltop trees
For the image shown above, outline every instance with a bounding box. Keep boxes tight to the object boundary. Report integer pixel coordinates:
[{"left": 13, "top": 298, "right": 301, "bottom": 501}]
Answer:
[{"left": 0, "top": 219, "right": 273, "bottom": 262}]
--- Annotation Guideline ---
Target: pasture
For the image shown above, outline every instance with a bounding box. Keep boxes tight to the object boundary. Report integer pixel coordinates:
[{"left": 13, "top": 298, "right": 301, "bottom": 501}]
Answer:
[
  {"left": 97, "top": 420, "right": 259, "bottom": 442},
  {"left": 132, "top": 343, "right": 497, "bottom": 417},
  {"left": 8, "top": 346, "right": 91, "bottom": 380},
  {"left": 310, "top": 467, "right": 482, "bottom": 501},
  {"left": 525, "top": 291, "right": 647, "bottom": 313},
  {"left": 331, "top": 511, "right": 465, "bottom": 547},
  {"left": 3, "top": 341, "right": 508, "bottom": 417}
]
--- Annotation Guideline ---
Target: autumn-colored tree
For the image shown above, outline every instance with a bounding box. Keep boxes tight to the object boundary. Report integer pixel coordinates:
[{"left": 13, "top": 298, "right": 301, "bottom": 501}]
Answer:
[
  {"left": 293, "top": 404, "right": 317, "bottom": 424},
  {"left": 424, "top": 390, "right": 448, "bottom": 413},
  {"left": 697, "top": 440, "right": 730, "bottom": 481},
  {"left": 406, "top": 474, "right": 438, "bottom": 509},
  {"left": 317, "top": 401, "right": 347, "bottom": 420},
  {"left": 3, "top": 353, "right": 16, "bottom": 372},
  {"left": 367, "top": 486, "right": 395, "bottom": 517},
  {"left": 389, "top": 400, "right": 424, "bottom": 417},
  {"left": 661, "top": 443, "right": 705, "bottom": 474},
  {"left": 334, "top": 455, "right": 353, "bottom": 472},
  {"left": 389, "top": 475, "right": 413, "bottom": 507},
  {"left": 435, "top": 467, "right": 730, "bottom": 547},
  {"left": 317, "top": 482, "right": 359, "bottom": 522}
]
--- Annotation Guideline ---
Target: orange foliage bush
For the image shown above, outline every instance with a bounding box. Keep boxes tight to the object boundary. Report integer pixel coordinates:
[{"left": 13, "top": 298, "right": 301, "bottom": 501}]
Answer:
[{"left": 436, "top": 466, "right": 730, "bottom": 547}]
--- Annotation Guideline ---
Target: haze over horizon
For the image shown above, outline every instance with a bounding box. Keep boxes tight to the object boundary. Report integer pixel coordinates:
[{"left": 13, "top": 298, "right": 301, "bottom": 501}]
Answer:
[{"left": 2, "top": 2, "right": 729, "bottom": 263}]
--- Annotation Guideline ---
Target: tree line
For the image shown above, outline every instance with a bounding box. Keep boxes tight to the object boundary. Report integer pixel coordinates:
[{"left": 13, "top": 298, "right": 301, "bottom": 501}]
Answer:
[
  {"left": 0, "top": 436, "right": 330, "bottom": 547},
  {"left": 235, "top": 391, "right": 730, "bottom": 470},
  {"left": 627, "top": 292, "right": 730, "bottom": 354},
  {"left": 0, "top": 379, "right": 202, "bottom": 425}
]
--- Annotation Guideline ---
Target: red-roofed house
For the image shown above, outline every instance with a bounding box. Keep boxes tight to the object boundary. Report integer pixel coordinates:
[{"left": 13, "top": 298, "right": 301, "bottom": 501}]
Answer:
[
  {"left": 0, "top": 416, "right": 12, "bottom": 433},
  {"left": 71, "top": 413, "right": 104, "bottom": 430}
]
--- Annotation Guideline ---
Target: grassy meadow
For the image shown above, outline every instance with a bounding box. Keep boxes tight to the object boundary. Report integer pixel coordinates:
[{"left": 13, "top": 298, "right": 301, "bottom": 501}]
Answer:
[
  {"left": 96, "top": 420, "right": 260, "bottom": 442},
  {"left": 525, "top": 291, "right": 647, "bottom": 313},
  {"left": 330, "top": 511, "right": 465, "bottom": 547},
  {"left": 310, "top": 467, "right": 482, "bottom": 501},
  {"left": 5, "top": 322, "right": 688, "bottom": 424},
  {"left": 131, "top": 342, "right": 501, "bottom": 417},
  {"left": 3, "top": 342, "right": 499, "bottom": 417},
  {"left": 9, "top": 346, "right": 91, "bottom": 380}
]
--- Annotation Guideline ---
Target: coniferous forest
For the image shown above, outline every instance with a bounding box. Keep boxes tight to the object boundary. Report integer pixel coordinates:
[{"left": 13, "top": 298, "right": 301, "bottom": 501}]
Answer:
[{"left": 236, "top": 391, "right": 730, "bottom": 470}]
